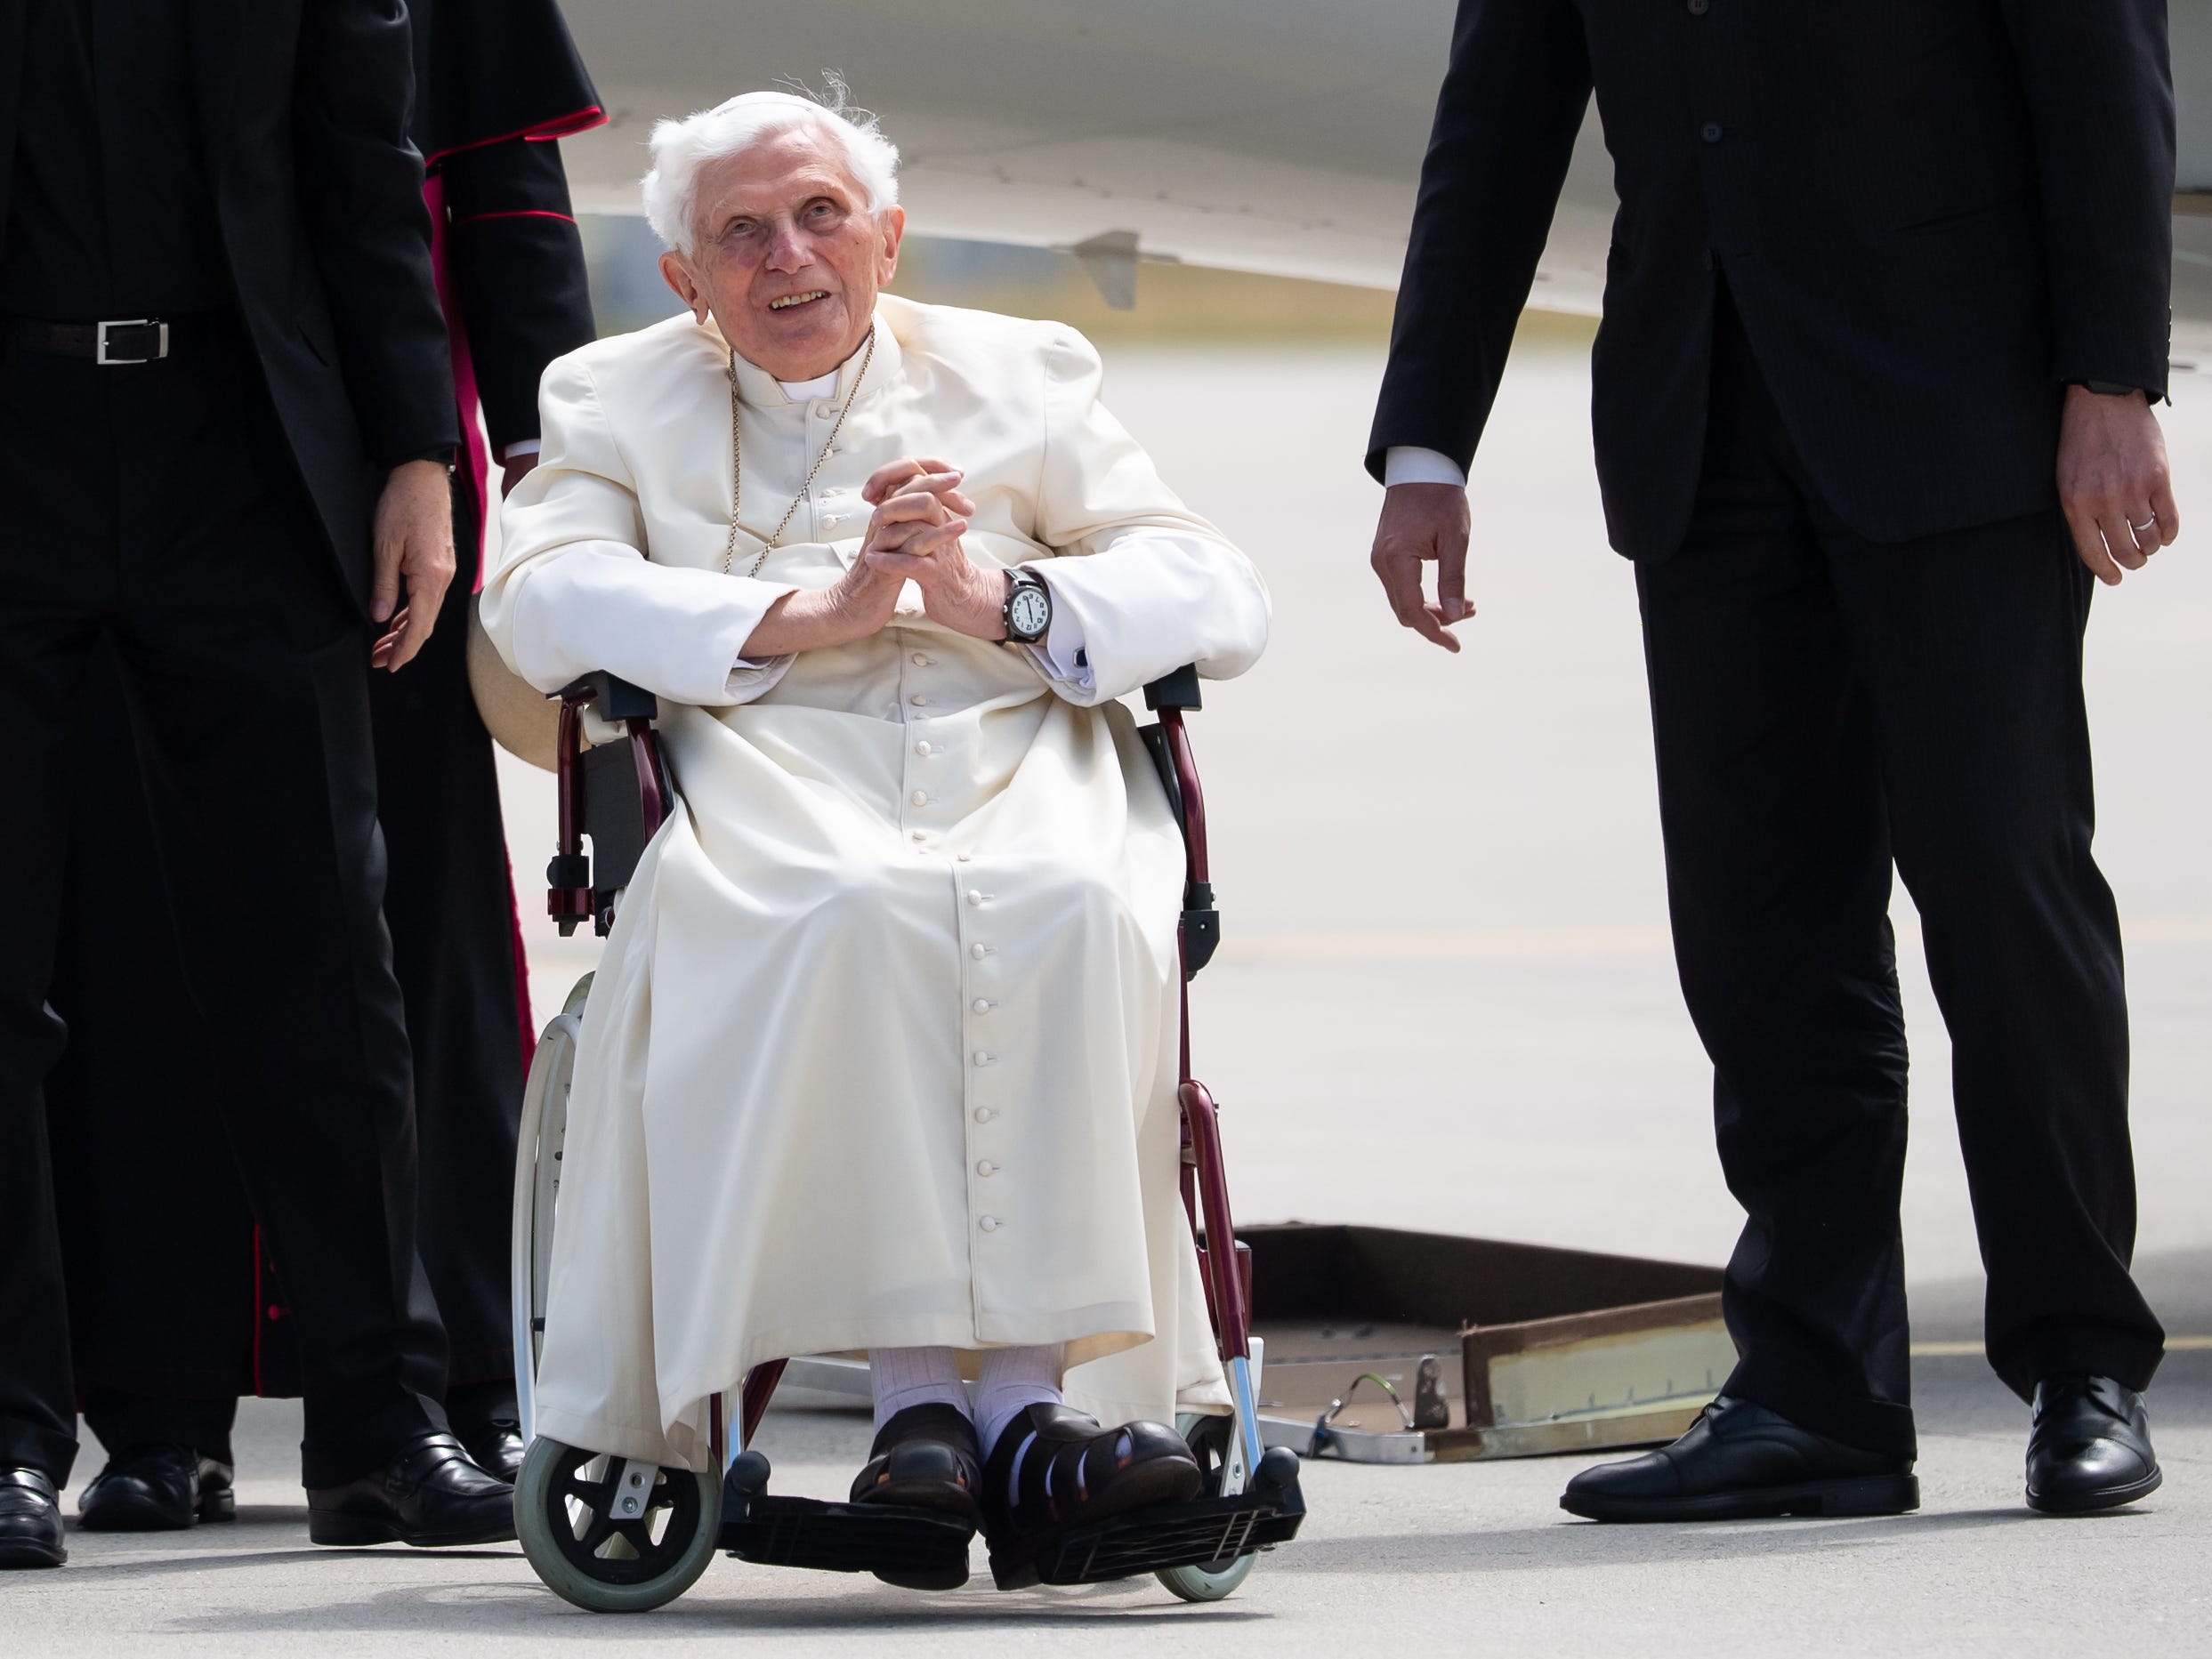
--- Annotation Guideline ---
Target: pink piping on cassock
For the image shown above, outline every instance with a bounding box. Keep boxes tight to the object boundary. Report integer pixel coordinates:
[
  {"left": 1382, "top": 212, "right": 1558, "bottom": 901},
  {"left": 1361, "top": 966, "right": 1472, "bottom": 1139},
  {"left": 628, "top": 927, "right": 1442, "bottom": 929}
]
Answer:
[
  {"left": 423, "top": 171, "right": 537, "bottom": 1075},
  {"left": 451, "top": 207, "right": 578, "bottom": 228},
  {"left": 424, "top": 105, "right": 605, "bottom": 170},
  {"left": 423, "top": 171, "right": 494, "bottom": 589}
]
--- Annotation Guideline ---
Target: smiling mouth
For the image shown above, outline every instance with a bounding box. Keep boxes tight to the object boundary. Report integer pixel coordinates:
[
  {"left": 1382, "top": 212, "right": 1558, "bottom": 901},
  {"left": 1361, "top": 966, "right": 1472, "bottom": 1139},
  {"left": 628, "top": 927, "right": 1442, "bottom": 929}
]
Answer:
[{"left": 768, "top": 290, "right": 830, "bottom": 312}]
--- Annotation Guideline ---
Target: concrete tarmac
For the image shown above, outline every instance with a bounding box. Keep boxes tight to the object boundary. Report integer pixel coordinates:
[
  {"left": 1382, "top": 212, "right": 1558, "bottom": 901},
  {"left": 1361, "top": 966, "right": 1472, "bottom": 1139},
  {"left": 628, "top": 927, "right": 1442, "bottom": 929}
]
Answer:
[{"left": 24, "top": 340, "right": 2210, "bottom": 1653}]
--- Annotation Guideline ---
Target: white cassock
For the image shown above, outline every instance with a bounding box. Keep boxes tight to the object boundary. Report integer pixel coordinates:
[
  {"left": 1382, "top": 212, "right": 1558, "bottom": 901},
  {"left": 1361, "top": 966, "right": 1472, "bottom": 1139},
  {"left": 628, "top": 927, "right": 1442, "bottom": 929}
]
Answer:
[{"left": 482, "top": 294, "right": 1270, "bottom": 1471}]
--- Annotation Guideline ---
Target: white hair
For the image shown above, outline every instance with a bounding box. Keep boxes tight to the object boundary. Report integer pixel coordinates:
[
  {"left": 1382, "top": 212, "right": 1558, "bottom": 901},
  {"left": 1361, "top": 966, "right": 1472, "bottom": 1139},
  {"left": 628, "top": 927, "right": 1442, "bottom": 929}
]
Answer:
[{"left": 642, "top": 82, "right": 901, "bottom": 256}]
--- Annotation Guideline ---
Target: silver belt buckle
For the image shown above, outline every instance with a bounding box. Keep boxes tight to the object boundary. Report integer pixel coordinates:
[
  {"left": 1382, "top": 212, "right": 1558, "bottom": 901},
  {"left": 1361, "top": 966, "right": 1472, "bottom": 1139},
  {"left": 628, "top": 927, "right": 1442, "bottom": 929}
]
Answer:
[{"left": 95, "top": 318, "right": 169, "bottom": 366}]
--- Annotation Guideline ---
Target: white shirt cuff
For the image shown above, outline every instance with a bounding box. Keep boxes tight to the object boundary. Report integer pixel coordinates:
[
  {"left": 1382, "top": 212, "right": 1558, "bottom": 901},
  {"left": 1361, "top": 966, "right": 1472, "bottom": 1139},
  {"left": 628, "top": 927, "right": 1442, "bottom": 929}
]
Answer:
[
  {"left": 1026, "top": 572, "right": 1093, "bottom": 692},
  {"left": 1383, "top": 446, "right": 1467, "bottom": 489},
  {"left": 501, "top": 439, "right": 543, "bottom": 462}
]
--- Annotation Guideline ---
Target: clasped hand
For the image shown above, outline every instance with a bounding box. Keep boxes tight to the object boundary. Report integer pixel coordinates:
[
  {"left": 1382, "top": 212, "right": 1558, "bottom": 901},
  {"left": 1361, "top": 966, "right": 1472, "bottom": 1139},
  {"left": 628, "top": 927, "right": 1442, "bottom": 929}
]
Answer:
[{"left": 743, "top": 455, "right": 1007, "bottom": 656}]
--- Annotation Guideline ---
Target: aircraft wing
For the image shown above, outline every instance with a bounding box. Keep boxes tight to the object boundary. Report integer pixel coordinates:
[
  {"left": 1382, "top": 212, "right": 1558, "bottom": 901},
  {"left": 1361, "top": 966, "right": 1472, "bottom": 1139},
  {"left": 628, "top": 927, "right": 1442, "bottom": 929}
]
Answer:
[{"left": 558, "top": 0, "right": 2209, "bottom": 362}]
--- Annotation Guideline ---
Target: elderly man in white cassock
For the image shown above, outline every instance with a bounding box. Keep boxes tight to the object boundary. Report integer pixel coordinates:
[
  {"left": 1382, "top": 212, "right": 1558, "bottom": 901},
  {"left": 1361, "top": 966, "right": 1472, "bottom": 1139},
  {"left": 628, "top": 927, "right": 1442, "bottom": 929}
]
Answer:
[{"left": 480, "top": 88, "right": 1270, "bottom": 1566}]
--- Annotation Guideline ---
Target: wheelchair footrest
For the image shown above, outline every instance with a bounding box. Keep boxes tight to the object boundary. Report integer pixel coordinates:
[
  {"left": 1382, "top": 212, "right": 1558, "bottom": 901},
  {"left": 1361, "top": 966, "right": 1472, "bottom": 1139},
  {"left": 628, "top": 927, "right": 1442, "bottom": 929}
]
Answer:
[
  {"left": 718, "top": 1452, "right": 975, "bottom": 1583},
  {"left": 989, "top": 1452, "right": 1307, "bottom": 1591}
]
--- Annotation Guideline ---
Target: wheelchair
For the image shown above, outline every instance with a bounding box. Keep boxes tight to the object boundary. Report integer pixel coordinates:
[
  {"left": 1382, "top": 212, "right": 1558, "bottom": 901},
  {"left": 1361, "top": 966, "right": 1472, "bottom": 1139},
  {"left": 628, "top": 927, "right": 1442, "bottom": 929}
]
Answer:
[{"left": 508, "top": 666, "right": 1304, "bottom": 1611}]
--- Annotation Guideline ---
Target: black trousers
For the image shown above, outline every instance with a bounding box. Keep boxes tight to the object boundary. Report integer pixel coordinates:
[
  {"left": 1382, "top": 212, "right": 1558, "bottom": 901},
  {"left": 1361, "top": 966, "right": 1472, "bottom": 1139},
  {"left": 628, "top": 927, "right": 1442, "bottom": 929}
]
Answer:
[
  {"left": 43, "top": 490, "right": 528, "bottom": 1462},
  {"left": 1635, "top": 296, "right": 2166, "bottom": 1458},
  {"left": 0, "top": 331, "right": 444, "bottom": 1487}
]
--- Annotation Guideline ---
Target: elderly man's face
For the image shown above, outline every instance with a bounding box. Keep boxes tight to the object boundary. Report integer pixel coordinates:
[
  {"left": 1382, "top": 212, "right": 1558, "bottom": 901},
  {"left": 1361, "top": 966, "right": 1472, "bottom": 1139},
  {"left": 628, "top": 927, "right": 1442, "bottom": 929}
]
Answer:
[{"left": 660, "top": 125, "right": 904, "bottom": 382}]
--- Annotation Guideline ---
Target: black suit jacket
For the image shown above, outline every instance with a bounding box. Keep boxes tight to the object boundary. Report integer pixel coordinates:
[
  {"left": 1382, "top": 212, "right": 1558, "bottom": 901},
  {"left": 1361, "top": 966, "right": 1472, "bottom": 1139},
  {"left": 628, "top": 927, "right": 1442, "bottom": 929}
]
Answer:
[
  {"left": 1368, "top": 0, "right": 2176, "bottom": 557},
  {"left": 0, "top": 0, "right": 458, "bottom": 610}
]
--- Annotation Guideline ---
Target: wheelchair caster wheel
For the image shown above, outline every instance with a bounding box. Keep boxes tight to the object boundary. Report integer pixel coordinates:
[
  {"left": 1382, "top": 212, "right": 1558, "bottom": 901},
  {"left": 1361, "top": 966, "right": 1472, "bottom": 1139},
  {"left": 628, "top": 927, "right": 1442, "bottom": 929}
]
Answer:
[
  {"left": 1155, "top": 1413, "right": 1261, "bottom": 1603},
  {"left": 515, "top": 1437, "right": 721, "bottom": 1613}
]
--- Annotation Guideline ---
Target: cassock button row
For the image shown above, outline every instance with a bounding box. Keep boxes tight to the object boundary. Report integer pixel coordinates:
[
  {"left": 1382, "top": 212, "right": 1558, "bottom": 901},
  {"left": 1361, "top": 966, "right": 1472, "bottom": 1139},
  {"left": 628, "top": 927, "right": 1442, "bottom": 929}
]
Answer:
[
  {"left": 912, "top": 831, "right": 929, "bottom": 842},
  {"left": 980, "top": 1217, "right": 1000, "bottom": 1232},
  {"left": 976, "top": 1160, "right": 997, "bottom": 1176},
  {"left": 974, "top": 1107, "right": 995, "bottom": 1123},
  {"left": 915, "top": 741, "right": 932, "bottom": 756},
  {"left": 966, "top": 890, "right": 984, "bottom": 906},
  {"left": 973, "top": 999, "right": 991, "bottom": 1014},
  {"left": 814, "top": 401, "right": 836, "bottom": 418},
  {"left": 973, "top": 1051, "right": 992, "bottom": 1067},
  {"left": 912, "top": 790, "right": 929, "bottom": 806},
  {"left": 911, "top": 694, "right": 929, "bottom": 706},
  {"left": 972, "top": 942, "right": 989, "bottom": 959},
  {"left": 912, "top": 653, "right": 931, "bottom": 667},
  {"left": 822, "top": 515, "right": 840, "bottom": 529}
]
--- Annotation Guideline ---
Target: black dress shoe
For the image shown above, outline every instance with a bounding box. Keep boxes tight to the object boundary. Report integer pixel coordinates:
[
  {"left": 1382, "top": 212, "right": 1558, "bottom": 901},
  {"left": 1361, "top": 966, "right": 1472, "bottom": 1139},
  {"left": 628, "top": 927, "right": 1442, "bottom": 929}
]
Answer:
[
  {"left": 0, "top": 1468, "right": 66, "bottom": 1568},
  {"left": 455, "top": 1420, "right": 526, "bottom": 1485},
  {"left": 79, "top": 1445, "right": 235, "bottom": 1532},
  {"left": 305, "top": 1430, "right": 516, "bottom": 1548},
  {"left": 1560, "top": 1395, "right": 1918, "bottom": 1522},
  {"left": 2026, "top": 1373, "right": 2161, "bottom": 1515},
  {"left": 849, "top": 1403, "right": 984, "bottom": 1591},
  {"left": 850, "top": 1403, "right": 985, "bottom": 1526},
  {"left": 981, "top": 1403, "right": 1200, "bottom": 1543}
]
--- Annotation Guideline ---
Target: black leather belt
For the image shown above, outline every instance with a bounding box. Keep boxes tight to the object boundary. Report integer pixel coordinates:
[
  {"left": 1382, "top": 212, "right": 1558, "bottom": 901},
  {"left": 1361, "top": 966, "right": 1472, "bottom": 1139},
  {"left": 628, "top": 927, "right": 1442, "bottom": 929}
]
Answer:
[{"left": 3, "top": 314, "right": 209, "bottom": 364}]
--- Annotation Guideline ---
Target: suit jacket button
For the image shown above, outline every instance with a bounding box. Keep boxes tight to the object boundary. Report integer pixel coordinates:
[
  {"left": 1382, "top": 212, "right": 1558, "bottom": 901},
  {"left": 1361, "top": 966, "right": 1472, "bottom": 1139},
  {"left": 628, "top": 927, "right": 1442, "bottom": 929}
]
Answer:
[
  {"left": 1687, "top": 0, "right": 1709, "bottom": 13},
  {"left": 1700, "top": 121, "right": 1724, "bottom": 143}
]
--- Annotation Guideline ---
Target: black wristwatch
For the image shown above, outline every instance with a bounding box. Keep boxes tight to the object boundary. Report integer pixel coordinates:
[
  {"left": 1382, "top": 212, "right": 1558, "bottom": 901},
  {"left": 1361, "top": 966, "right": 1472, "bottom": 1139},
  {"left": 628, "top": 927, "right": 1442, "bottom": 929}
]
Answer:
[{"left": 1002, "top": 567, "right": 1053, "bottom": 644}]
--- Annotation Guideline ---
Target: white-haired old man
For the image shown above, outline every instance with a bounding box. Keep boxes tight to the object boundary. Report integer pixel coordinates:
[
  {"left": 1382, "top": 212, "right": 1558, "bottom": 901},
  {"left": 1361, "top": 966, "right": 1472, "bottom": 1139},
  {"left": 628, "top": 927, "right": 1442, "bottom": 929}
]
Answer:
[{"left": 481, "top": 90, "right": 1270, "bottom": 1578}]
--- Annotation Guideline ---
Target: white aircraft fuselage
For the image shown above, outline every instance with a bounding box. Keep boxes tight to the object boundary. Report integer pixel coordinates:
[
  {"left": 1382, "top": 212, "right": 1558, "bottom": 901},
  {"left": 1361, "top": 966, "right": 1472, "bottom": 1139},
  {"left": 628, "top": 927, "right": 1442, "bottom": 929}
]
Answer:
[{"left": 557, "top": 0, "right": 2211, "bottom": 360}]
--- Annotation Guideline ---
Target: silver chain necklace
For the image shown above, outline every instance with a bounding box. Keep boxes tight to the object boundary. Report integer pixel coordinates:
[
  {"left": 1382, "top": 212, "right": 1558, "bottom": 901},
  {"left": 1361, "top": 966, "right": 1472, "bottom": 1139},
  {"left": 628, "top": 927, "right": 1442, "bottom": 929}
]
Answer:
[{"left": 719, "top": 325, "right": 879, "bottom": 578}]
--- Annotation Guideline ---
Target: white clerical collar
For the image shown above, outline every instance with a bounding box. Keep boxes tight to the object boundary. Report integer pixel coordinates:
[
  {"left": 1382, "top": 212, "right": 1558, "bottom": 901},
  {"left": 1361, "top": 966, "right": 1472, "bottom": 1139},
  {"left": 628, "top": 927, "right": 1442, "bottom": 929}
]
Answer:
[{"left": 723, "top": 309, "right": 900, "bottom": 410}]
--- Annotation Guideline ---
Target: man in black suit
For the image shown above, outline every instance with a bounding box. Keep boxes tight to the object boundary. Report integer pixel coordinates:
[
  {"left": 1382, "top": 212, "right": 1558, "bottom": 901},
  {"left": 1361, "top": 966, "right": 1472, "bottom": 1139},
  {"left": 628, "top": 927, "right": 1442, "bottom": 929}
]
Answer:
[
  {"left": 0, "top": 0, "right": 515, "bottom": 1566},
  {"left": 1368, "top": 0, "right": 2176, "bottom": 1519},
  {"left": 36, "top": 0, "right": 602, "bottom": 1525}
]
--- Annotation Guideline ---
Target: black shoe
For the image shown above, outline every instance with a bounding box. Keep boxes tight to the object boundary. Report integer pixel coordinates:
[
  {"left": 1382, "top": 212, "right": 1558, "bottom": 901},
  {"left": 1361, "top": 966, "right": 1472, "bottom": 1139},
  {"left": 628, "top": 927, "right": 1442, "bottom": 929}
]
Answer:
[
  {"left": 981, "top": 1403, "right": 1201, "bottom": 1544},
  {"left": 850, "top": 1403, "right": 984, "bottom": 1527},
  {"left": 2025, "top": 1373, "right": 2161, "bottom": 1515},
  {"left": 0, "top": 1468, "right": 66, "bottom": 1568},
  {"left": 455, "top": 1420, "right": 526, "bottom": 1485},
  {"left": 849, "top": 1404, "right": 984, "bottom": 1591},
  {"left": 1560, "top": 1396, "right": 1919, "bottom": 1522},
  {"left": 79, "top": 1445, "right": 235, "bottom": 1532},
  {"left": 305, "top": 1430, "right": 515, "bottom": 1548}
]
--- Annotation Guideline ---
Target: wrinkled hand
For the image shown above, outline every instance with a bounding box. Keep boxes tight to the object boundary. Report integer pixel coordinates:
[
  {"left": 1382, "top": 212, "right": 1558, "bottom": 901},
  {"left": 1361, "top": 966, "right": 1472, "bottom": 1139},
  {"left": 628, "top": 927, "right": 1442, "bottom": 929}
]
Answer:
[
  {"left": 368, "top": 459, "right": 456, "bottom": 672},
  {"left": 1370, "top": 482, "right": 1475, "bottom": 652},
  {"left": 860, "top": 455, "right": 1005, "bottom": 640},
  {"left": 2057, "top": 386, "right": 2181, "bottom": 585}
]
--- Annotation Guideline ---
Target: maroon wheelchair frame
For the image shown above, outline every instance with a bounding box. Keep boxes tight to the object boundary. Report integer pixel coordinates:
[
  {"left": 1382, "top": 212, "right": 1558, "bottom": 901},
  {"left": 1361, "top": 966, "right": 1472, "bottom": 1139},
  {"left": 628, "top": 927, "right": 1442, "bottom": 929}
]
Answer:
[{"left": 545, "top": 675, "right": 1255, "bottom": 1471}]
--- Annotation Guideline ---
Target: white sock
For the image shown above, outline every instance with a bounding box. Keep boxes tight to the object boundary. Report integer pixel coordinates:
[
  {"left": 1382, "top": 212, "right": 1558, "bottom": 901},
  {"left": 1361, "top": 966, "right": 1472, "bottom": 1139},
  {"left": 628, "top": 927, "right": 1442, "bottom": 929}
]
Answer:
[
  {"left": 974, "top": 1343, "right": 1065, "bottom": 1461},
  {"left": 868, "top": 1346, "right": 971, "bottom": 1435}
]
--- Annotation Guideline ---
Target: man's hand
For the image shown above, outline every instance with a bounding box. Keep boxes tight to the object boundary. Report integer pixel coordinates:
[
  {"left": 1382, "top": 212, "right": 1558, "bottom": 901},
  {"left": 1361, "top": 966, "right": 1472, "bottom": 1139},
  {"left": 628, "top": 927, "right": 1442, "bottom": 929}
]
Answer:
[
  {"left": 369, "top": 459, "right": 456, "bottom": 672},
  {"left": 2057, "top": 386, "right": 2181, "bottom": 586},
  {"left": 857, "top": 456, "right": 1005, "bottom": 640},
  {"left": 1370, "top": 482, "right": 1475, "bottom": 652}
]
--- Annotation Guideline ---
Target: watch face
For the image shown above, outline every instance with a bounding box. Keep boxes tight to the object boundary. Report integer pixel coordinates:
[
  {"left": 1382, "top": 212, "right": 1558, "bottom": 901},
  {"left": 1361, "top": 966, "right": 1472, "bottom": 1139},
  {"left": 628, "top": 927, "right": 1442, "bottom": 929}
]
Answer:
[{"left": 1010, "top": 582, "right": 1051, "bottom": 639}]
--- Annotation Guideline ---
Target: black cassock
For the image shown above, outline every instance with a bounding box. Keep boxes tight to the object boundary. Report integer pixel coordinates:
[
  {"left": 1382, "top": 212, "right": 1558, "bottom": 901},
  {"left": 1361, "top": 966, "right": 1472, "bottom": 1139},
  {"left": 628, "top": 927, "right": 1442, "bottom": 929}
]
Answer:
[{"left": 44, "top": 0, "right": 601, "bottom": 1459}]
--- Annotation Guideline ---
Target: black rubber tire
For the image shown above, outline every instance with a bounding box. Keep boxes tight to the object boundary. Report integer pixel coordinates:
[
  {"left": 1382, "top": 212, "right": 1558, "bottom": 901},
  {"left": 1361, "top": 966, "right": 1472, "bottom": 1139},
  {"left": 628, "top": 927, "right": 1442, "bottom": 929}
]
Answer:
[{"left": 515, "top": 1437, "right": 720, "bottom": 1613}]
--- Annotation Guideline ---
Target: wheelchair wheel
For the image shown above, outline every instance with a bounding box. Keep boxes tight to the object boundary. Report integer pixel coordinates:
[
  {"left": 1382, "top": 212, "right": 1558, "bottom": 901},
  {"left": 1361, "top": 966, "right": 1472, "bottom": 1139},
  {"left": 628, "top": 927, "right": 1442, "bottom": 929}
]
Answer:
[
  {"left": 515, "top": 1436, "right": 721, "bottom": 1613},
  {"left": 1155, "top": 1413, "right": 1260, "bottom": 1603}
]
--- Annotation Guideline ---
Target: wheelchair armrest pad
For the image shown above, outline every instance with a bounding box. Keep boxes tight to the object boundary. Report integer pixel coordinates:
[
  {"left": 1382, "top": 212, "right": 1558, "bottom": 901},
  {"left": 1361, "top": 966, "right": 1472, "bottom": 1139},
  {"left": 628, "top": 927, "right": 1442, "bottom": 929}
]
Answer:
[
  {"left": 555, "top": 671, "right": 661, "bottom": 723},
  {"left": 1142, "top": 664, "right": 1202, "bottom": 712}
]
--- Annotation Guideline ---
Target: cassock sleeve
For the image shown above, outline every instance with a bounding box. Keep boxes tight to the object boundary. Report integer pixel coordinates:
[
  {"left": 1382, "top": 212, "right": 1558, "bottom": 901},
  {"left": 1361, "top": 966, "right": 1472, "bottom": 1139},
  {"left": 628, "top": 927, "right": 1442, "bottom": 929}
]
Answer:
[
  {"left": 1995, "top": 0, "right": 2176, "bottom": 399},
  {"left": 1363, "top": 0, "right": 1590, "bottom": 483},
  {"left": 1029, "top": 328, "right": 1270, "bottom": 707},
  {"left": 441, "top": 135, "right": 599, "bottom": 451},
  {"left": 482, "top": 352, "right": 799, "bottom": 705},
  {"left": 293, "top": 0, "right": 458, "bottom": 466}
]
